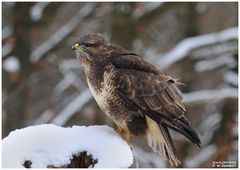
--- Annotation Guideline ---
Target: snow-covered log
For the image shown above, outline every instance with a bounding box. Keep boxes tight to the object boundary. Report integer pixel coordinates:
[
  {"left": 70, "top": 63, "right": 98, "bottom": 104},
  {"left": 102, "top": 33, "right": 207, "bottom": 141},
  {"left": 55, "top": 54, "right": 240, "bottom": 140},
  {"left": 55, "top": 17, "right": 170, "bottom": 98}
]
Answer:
[{"left": 2, "top": 124, "right": 135, "bottom": 168}]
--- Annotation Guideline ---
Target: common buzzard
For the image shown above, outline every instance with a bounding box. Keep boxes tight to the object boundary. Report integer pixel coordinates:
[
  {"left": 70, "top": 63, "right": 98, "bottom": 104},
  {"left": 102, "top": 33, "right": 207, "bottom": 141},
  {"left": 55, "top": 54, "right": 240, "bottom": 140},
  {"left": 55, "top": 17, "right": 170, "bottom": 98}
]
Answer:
[{"left": 72, "top": 33, "right": 201, "bottom": 166}]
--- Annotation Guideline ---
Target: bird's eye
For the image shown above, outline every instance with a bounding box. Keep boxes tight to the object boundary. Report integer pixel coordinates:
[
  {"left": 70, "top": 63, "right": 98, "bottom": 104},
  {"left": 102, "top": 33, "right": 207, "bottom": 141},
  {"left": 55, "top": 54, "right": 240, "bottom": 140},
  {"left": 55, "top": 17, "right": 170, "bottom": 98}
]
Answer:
[{"left": 83, "top": 43, "right": 93, "bottom": 48}]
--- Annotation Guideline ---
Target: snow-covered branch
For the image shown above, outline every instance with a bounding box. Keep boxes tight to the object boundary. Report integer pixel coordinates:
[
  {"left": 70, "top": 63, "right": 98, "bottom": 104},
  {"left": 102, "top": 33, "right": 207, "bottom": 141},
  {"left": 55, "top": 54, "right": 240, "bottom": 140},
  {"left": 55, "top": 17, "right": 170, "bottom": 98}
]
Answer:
[
  {"left": 2, "top": 124, "right": 134, "bottom": 168},
  {"left": 185, "top": 144, "right": 217, "bottom": 167},
  {"left": 133, "top": 2, "right": 163, "bottom": 19},
  {"left": 194, "top": 54, "right": 236, "bottom": 72},
  {"left": 51, "top": 89, "right": 92, "bottom": 126},
  {"left": 59, "top": 59, "right": 81, "bottom": 70},
  {"left": 30, "top": 3, "right": 97, "bottom": 63},
  {"left": 191, "top": 41, "right": 237, "bottom": 59},
  {"left": 30, "top": 2, "right": 50, "bottom": 22},
  {"left": 2, "top": 43, "right": 13, "bottom": 58},
  {"left": 2, "top": 25, "right": 13, "bottom": 40},
  {"left": 33, "top": 109, "right": 54, "bottom": 125},
  {"left": 199, "top": 113, "right": 222, "bottom": 145},
  {"left": 157, "top": 27, "right": 238, "bottom": 70},
  {"left": 135, "top": 2, "right": 178, "bottom": 26},
  {"left": 182, "top": 88, "right": 238, "bottom": 105},
  {"left": 52, "top": 71, "right": 85, "bottom": 96},
  {"left": 223, "top": 71, "right": 238, "bottom": 86}
]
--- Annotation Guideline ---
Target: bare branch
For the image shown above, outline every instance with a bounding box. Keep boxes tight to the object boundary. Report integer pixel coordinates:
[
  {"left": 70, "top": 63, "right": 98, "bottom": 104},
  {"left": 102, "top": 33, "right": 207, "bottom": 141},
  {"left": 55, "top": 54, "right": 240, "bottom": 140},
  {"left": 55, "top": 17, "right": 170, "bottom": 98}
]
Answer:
[
  {"left": 157, "top": 27, "right": 238, "bottom": 70},
  {"left": 183, "top": 88, "right": 238, "bottom": 105},
  {"left": 51, "top": 89, "right": 92, "bottom": 126},
  {"left": 30, "top": 3, "right": 97, "bottom": 63}
]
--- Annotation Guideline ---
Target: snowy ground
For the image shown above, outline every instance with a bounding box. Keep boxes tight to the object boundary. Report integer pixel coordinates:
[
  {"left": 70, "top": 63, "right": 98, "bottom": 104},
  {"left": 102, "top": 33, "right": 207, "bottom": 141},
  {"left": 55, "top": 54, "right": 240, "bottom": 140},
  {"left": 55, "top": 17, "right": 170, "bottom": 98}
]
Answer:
[{"left": 2, "top": 124, "right": 133, "bottom": 168}]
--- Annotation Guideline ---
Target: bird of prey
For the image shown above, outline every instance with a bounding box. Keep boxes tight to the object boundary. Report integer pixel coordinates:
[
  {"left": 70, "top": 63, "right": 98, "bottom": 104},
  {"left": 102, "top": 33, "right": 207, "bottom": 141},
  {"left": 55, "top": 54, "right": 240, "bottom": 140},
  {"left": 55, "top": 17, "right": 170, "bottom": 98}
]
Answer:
[{"left": 72, "top": 33, "right": 201, "bottom": 166}]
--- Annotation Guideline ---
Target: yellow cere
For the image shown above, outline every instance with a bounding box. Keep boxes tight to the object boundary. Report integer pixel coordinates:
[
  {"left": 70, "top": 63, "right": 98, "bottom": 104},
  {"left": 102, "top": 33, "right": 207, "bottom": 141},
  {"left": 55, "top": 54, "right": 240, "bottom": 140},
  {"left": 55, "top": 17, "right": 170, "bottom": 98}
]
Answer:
[{"left": 75, "top": 43, "right": 80, "bottom": 48}]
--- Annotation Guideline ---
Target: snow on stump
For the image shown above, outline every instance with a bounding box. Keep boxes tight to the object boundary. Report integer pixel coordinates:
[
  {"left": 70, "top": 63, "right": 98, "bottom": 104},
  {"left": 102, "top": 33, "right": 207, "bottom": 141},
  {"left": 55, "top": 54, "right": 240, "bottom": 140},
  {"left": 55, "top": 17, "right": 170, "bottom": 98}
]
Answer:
[{"left": 2, "top": 124, "right": 137, "bottom": 168}]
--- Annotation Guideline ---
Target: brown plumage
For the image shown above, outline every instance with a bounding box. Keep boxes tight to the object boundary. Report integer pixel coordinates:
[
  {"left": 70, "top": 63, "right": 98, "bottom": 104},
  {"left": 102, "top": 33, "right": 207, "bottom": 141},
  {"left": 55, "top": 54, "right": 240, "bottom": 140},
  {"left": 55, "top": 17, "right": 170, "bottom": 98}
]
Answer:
[{"left": 72, "top": 33, "right": 201, "bottom": 166}]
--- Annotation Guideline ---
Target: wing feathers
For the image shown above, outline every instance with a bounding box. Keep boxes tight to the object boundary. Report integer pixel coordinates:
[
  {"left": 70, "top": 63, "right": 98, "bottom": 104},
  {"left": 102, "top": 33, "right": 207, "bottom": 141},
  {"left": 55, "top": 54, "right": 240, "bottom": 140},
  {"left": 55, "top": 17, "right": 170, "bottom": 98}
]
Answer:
[
  {"left": 162, "top": 119, "right": 201, "bottom": 147},
  {"left": 112, "top": 54, "right": 160, "bottom": 74},
  {"left": 113, "top": 57, "right": 201, "bottom": 165},
  {"left": 144, "top": 96, "right": 162, "bottom": 110}
]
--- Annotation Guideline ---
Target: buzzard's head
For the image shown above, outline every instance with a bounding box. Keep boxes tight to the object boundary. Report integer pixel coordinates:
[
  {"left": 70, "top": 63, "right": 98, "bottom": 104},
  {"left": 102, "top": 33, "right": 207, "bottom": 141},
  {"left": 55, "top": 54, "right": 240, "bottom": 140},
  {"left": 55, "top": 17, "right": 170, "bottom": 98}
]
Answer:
[{"left": 72, "top": 33, "right": 126, "bottom": 70}]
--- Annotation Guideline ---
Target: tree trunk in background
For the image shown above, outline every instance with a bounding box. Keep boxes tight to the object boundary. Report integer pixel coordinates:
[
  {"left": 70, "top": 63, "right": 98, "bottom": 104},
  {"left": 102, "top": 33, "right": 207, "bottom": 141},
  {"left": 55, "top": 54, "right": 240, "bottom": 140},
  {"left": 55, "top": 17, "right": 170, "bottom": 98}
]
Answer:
[
  {"left": 4, "top": 3, "right": 33, "bottom": 136},
  {"left": 111, "top": 3, "right": 137, "bottom": 50},
  {"left": 182, "top": 2, "right": 198, "bottom": 37}
]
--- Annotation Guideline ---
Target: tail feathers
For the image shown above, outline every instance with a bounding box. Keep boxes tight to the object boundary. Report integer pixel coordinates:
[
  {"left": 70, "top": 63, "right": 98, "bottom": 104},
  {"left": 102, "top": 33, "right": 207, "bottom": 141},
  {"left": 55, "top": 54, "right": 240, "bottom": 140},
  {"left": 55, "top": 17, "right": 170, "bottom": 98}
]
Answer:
[
  {"left": 146, "top": 116, "right": 180, "bottom": 167},
  {"left": 162, "top": 117, "right": 201, "bottom": 147}
]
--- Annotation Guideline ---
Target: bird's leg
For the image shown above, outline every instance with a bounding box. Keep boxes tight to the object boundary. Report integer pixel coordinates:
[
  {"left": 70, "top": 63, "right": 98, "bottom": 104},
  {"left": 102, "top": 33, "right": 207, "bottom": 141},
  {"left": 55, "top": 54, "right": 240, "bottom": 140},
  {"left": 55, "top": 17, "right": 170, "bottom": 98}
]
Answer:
[
  {"left": 116, "top": 127, "right": 122, "bottom": 134},
  {"left": 116, "top": 127, "right": 131, "bottom": 143},
  {"left": 122, "top": 130, "right": 131, "bottom": 143}
]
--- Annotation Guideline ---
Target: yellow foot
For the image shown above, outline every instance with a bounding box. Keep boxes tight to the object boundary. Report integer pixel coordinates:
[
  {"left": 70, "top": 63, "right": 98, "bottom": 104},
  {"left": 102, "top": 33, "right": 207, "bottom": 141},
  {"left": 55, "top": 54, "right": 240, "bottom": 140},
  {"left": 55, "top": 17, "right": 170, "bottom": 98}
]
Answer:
[
  {"left": 115, "top": 128, "right": 131, "bottom": 143},
  {"left": 116, "top": 127, "right": 122, "bottom": 134},
  {"left": 123, "top": 131, "right": 131, "bottom": 143}
]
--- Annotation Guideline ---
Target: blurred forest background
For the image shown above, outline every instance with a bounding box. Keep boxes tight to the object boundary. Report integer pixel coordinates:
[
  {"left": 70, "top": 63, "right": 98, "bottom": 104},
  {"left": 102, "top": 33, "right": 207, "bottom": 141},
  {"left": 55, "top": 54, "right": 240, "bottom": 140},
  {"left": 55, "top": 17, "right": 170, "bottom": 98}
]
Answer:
[{"left": 2, "top": 2, "right": 238, "bottom": 168}]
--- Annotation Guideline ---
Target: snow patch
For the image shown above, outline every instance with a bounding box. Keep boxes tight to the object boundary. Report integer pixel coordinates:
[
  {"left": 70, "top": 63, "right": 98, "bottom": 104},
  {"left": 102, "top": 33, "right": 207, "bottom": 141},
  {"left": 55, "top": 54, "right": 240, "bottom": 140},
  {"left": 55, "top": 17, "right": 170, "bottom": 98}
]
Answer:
[
  {"left": 3, "top": 56, "right": 20, "bottom": 73},
  {"left": 2, "top": 124, "right": 133, "bottom": 168}
]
